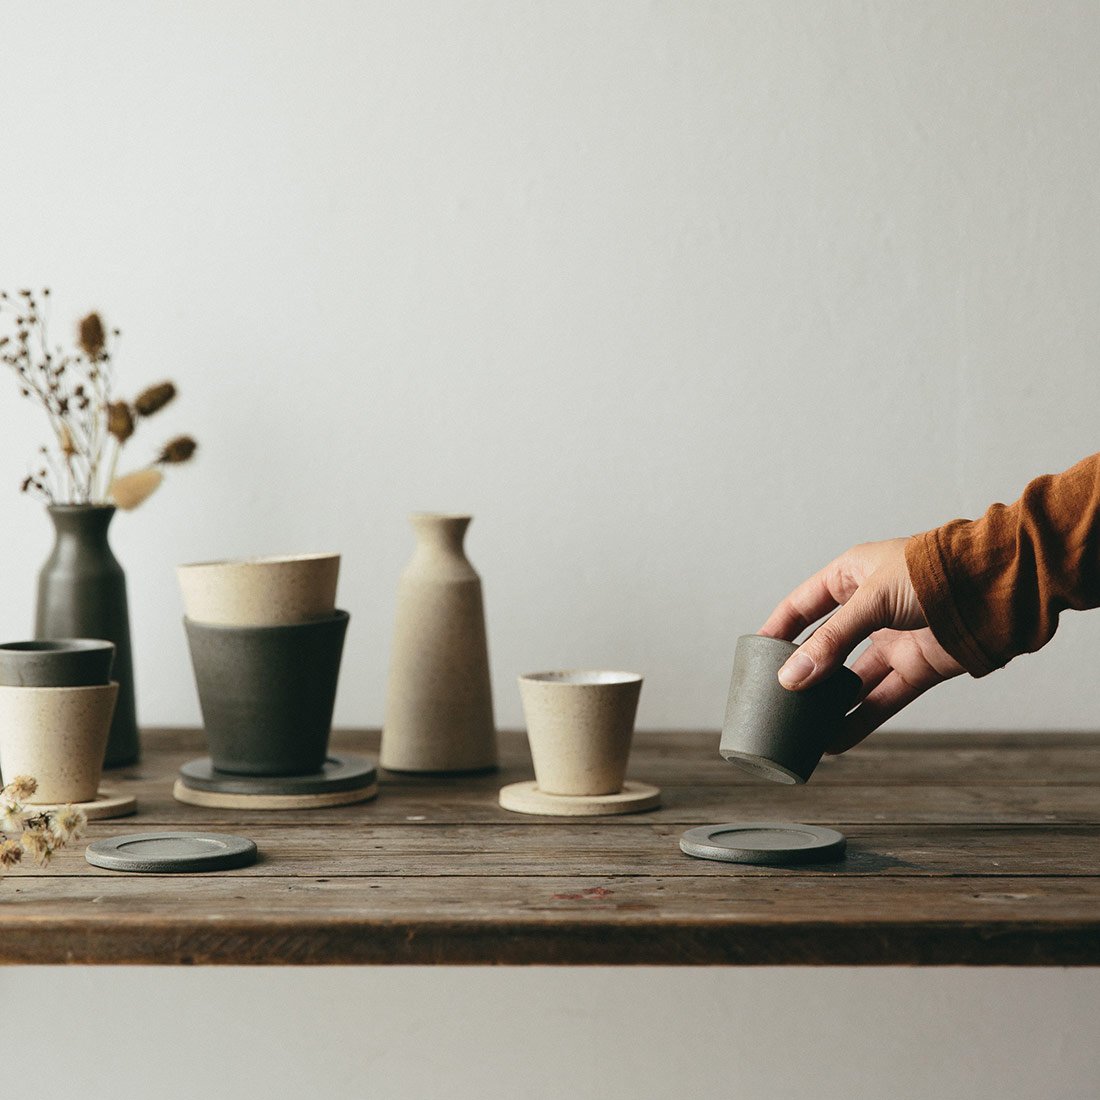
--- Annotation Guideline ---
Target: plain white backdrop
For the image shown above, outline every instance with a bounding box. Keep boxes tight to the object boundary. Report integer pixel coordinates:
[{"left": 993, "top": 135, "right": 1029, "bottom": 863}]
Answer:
[
  {"left": 2, "top": 1, "right": 1100, "bottom": 732},
  {"left": 2, "top": 4, "right": 1099, "bottom": 1098}
]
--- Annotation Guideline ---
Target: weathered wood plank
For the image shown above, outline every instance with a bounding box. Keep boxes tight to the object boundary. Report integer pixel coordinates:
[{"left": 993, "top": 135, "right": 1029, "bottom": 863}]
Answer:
[
  {"left": 12, "top": 823, "right": 1100, "bottom": 879},
  {"left": 135, "top": 728, "right": 1100, "bottom": 753},
  {"left": 92, "top": 782, "right": 1100, "bottom": 828},
  {"left": 0, "top": 875, "right": 1096, "bottom": 965},
  {"left": 625, "top": 746, "right": 1100, "bottom": 786},
  {"left": 113, "top": 731, "right": 1100, "bottom": 821},
  {"left": 4, "top": 728, "right": 1096, "bottom": 965}
]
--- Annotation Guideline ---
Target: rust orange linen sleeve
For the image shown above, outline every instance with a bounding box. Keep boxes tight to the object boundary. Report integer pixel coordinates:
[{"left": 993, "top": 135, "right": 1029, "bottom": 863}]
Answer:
[{"left": 905, "top": 453, "right": 1100, "bottom": 677}]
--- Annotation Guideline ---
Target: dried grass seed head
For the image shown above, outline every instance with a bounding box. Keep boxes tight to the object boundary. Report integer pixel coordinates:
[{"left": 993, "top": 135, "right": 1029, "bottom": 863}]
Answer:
[
  {"left": 78, "top": 312, "right": 106, "bottom": 359},
  {"left": 133, "top": 381, "right": 176, "bottom": 417},
  {"left": 107, "top": 401, "right": 135, "bottom": 443},
  {"left": 4, "top": 776, "right": 37, "bottom": 801},
  {"left": 158, "top": 435, "right": 197, "bottom": 464},
  {"left": 49, "top": 805, "right": 87, "bottom": 842},
  {"left": 20, "top": 825, "right": 55, "bottom": 865}
]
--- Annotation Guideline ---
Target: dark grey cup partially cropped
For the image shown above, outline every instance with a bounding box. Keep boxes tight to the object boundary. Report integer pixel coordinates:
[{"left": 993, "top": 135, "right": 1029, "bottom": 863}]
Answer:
[
  {"left": 184, "top": 610, "right": 350, "bottom": 776},
  {"left": 0, "top": 638, "right": 116, "bottom": 687},
  {"left": 720, "top": 634, "right": 861, "bottom": 785}
]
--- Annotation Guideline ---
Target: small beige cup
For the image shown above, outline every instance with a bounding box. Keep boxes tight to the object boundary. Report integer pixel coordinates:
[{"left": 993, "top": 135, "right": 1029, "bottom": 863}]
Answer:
[
  {"left": 518, "top": 671, "right": 643, "bottom": 796},
  {"left": 0, "top": 682, "right": 119, "bottom": 803},
  {"left": 176, "top": 553, "right": 340, "bottom": 627}
]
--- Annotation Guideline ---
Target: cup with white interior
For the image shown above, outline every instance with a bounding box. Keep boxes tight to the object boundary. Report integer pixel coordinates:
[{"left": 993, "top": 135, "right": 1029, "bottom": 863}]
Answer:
[{"left": 518, "top": 670, "right": 643, "bottom": 796}]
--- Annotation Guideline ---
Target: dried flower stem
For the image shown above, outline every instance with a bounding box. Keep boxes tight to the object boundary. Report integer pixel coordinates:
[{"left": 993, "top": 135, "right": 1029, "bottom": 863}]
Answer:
[{"left": 2, "top": 292, "right": 196, "bottom": 508}]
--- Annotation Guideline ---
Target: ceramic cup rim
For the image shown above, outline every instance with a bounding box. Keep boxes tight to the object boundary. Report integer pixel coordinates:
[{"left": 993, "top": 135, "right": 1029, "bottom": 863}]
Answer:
[
  {"left": 0, "top": 638, "right": 115, "bottom": 655},
  {"left": 409, "top": 511, "right": 472, "bottom": 523},
  {"left": 177, "top": 552, "right": 340, "bottom": 573},
  {"left": 520, "top": 670, "right": 643, "bottom": 687},
  {"left": 183, "top": 608, "right": 350, "bottom": 635},
  {"left": 0, "top": 680, "right": 119, "bottom": 696}
]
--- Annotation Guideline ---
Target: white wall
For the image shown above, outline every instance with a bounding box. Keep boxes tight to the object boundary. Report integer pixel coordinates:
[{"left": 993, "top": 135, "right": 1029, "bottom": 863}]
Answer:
[
  {"left": 2, "top": 6, "right": 1098, "bottom": 1099},
  {"left": 3, "top": 1, "right": 1100, "bottom": 732},
  {"left": 3, "top": 966, "right": 1098, "bottom": 1100}
]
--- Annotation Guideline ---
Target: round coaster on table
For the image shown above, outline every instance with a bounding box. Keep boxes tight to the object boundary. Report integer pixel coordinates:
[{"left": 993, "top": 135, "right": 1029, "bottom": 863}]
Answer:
[
  {"left": 174, "top": 754, "right": 378, "bottom": 809},
  {"left": 24, "top": 789, "right": 137, "bottom": 821},
  {"left": 499, "top": 780, "right": 660, "bottom": 817},
  {"left": 86, "top": 832, "right": 257, "bottom": 873},
  {"left": 679, "top": 822, "right": 846, "bottom": 866}
]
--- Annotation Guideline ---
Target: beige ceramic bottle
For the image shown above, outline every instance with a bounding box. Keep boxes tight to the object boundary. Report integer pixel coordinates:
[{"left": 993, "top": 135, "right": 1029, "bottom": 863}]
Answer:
[{"left": 381, "top": 513, "right": 497, "bottom": 773}]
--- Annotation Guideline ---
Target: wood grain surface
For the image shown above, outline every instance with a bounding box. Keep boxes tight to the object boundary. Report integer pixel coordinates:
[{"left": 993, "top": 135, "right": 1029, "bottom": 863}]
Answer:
[{"left": 3, "top": 728, "right": 1099, "bottom": 965}]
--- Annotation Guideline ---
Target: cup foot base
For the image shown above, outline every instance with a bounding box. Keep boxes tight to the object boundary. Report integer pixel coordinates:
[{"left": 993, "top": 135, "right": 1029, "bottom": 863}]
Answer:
[
  {"left": 498, "top": 779, "right": 660, "bottom": 816},
  {"left": 720, "top": 749, "right": 806, "bottom": 785},
  {"left": 382, "top": 762, "right": 498, "bottom": 778},
  {"left": 25, "top": 789, "right": 137, "bottom": 820}
]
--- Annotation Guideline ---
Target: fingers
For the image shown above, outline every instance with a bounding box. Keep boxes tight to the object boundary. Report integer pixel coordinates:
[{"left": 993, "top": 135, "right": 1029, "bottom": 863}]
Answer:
[
  {"left": 777, "top": 586, "right": 885, "bottom": 690},
  {"left": 759, "top": 563, "right": 843, "bottom": 642},
  {"left": 849, "top": 643, "right": 893, "bottom": 703},
  {"left": 826, "top": 670, "right": 929, "bottom": 754}
]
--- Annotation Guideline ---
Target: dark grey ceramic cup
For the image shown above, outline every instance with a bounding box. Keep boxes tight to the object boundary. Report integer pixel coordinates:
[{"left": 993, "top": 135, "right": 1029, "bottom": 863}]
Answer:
[
  {"left": 184, "top": 610, "right": 350, "bottom": 776},
  {"left": 0, "top": 638, "right": 116, "bottom": 687},
  {"left": 719, "top": 634, "right": 862, "bottom": 785}
]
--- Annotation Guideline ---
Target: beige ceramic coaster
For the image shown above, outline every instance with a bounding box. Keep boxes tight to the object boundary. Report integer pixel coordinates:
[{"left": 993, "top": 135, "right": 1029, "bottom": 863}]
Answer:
[
  {"left": 499, "top": 780, "right": 660, "bottom": 817},
  {"left": 26, "top": 789, "right": 137, "bottom": 821},
  {"left": 173, "top": 779, "right": 378, "bottom": 810}
]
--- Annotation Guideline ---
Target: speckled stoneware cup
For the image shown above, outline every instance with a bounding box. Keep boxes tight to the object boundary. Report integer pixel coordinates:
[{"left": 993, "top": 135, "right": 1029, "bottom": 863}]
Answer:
[
  {"left": 184, "top": 610, "right": 350, "bottom": 776},
  {"left": 518, "top": 671, "right": 643, "bottom": 796},
  {"left": 176, "top": 553, "right": 340, "bottom": 627},
  {"left": 720, "top": 634, "right": 862, "bottom": 785},
  {"left": 0, "top": 639, "right": 115, "bottom": 687},
  {"left": 0, "top": 682, "right": 119, "bottom": 802}
]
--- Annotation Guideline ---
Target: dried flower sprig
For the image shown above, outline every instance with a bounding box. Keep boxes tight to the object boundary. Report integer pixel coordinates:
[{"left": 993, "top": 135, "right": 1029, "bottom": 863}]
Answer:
[
  {"left": 1, "top": 289, "right": 197, "bottom": 509},
  {"left": 0, "top": 775, "right": 86, "bottom": 877}
]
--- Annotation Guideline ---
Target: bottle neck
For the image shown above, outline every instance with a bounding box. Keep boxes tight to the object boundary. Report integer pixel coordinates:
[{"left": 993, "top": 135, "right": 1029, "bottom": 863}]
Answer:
[
  {"left": 49, "top": 504, "right": 116, "bottom": 545},
  {"left": 408, "top": 513, "right": 478, "bottom": 580}
]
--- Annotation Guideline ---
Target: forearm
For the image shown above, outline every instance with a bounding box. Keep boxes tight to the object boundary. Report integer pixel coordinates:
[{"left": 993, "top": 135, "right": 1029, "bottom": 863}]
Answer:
[{"left": 906, "top": 452, "right": 1100, "bottom": 676}]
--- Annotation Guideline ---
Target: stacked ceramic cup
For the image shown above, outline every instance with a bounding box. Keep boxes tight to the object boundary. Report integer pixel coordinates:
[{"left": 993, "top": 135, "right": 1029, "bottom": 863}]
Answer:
[
  {"left": 0, "top": 639, "right": 133, "bottom": 817},
  {"left": 176, "top": 555, "right": 364, "bottom": 804}
]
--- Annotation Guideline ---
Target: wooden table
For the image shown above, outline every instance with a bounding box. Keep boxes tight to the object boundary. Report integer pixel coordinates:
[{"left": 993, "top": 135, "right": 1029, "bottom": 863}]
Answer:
[{"left": 3, "top": 729, "right": 1098, "bottom": 965}]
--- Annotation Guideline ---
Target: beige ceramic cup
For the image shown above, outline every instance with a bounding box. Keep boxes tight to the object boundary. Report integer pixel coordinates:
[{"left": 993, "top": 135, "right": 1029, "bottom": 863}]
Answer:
[
  {"left": 0, "top": 682, "right": 119, "bottom": 803},
  {"left": 518, "top": 671, "right": 643, "bottom": 796},
  {"left": 176, "top": 553, "right": 340, "bottom": 626}
]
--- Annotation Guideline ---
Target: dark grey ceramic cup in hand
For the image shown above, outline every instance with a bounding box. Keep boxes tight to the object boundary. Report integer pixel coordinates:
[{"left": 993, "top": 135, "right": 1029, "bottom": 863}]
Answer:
[
  {"left": 720, "top": 634, "right": 862, "bottom": 785},
  {"left": 0, "top": 638, "right": 116, "bottom": 687},
  {"left": 184, "top": 610, "right": 350, "bottom": 776}
]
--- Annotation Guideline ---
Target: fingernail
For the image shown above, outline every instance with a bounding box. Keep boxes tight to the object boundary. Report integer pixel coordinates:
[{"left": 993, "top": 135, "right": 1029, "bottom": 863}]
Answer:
[{"left": 778, "top": 652, "right": 815, "bottom": 688}]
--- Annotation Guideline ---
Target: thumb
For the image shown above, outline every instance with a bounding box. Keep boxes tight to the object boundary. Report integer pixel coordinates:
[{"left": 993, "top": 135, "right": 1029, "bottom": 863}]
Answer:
[{"left": 777, "top": 587, "right": 884, "bottom": 691}]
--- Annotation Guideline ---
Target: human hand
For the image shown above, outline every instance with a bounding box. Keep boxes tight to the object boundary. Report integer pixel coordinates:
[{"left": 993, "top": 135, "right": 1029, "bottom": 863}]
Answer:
[{"left": 759, "top": 538, "right": 965, "bottom": 752}]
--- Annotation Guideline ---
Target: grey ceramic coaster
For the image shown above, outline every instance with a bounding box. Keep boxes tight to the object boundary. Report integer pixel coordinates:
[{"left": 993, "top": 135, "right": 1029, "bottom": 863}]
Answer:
[
  {"left": 679, "top": 822, "right": 846, "bottom": 865},
  {"left": 86, "top": 832, "right": 257, "bottom": 873},
  {"left": 175, "top": 754, "right": 378, "bottom": 810},
  {"left": 179, "top": 754, "right": 376, "bottom": 795}
]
